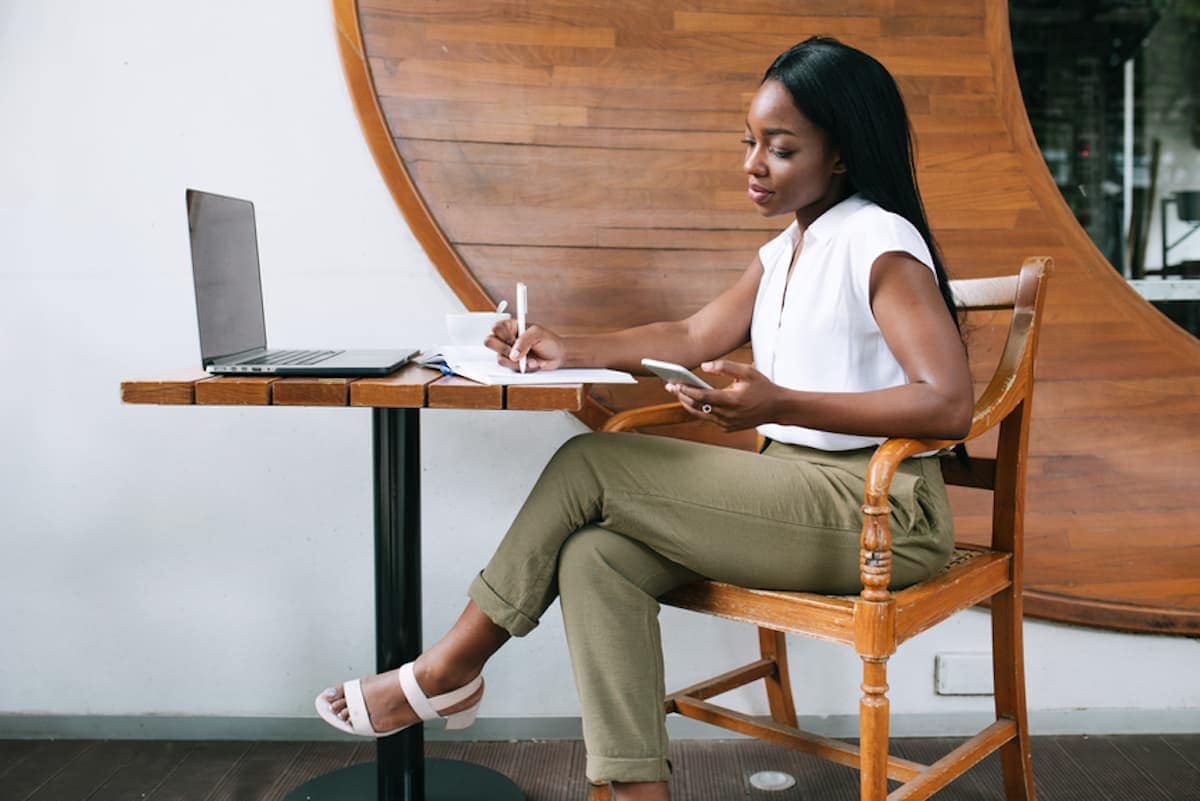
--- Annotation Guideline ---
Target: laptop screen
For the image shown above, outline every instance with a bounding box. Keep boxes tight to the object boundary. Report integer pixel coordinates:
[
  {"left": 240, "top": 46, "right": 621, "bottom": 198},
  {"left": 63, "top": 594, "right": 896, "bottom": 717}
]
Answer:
[{"left": 187, "top": 190, "right": 267, "bottom": 364}]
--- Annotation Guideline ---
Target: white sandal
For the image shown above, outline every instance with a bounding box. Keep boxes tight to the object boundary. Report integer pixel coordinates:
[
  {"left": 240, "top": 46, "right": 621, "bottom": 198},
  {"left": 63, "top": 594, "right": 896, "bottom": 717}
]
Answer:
[{"left": 315, "top": 662, "right": 483, "bottom": 738}]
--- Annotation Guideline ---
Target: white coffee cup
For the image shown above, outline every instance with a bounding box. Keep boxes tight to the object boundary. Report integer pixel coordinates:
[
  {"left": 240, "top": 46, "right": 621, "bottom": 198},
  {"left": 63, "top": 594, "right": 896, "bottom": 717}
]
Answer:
[{"left": 446, "top": 311, "right": 510, "bottom": 347}]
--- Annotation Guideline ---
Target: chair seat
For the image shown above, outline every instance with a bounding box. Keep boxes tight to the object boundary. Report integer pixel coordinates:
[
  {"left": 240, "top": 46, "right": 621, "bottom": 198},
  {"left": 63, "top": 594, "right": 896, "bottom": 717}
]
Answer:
[{"left": 659, "top": 545, "right": 1009, "bottom": 648}]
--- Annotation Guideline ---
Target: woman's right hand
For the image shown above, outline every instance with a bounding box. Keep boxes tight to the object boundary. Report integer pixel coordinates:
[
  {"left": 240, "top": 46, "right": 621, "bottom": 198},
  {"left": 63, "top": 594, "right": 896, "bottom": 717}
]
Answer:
[{"left": 486, "top": 319, "right": 566, "bottom": 372}]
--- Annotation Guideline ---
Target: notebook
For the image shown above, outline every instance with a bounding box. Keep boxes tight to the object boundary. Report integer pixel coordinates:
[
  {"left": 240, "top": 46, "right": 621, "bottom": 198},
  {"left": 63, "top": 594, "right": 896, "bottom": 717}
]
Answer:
[
  {"left": 186, "top": 189, "right": 416, "bottom": 376},
  {"left": 417, "top": 346, "right": 636, "bottom": 386}
]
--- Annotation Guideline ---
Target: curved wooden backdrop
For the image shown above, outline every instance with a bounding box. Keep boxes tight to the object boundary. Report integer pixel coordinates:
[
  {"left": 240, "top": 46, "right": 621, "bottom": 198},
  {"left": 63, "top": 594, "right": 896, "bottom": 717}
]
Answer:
[{"left": 333, "top": 0, "right": 1200, "bottom": 635}]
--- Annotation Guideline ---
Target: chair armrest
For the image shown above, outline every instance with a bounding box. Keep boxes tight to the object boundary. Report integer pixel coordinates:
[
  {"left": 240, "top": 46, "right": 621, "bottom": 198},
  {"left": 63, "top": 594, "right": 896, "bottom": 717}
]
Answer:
[
  {"left": 857, "top": 437, "right": 939, "bottom": 601},
  {"left": 857, "top": 404, "right": 1016, "bottom": 603},
  {"left": 601, "top": 401, "right": 692, "bottom": 433}
]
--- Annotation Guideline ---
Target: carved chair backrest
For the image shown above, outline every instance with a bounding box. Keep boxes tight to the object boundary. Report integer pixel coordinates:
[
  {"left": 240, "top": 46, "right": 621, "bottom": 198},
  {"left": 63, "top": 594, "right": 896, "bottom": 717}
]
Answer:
[{"left": 940, "top": 257, "right": 1052, "bottom": 556}]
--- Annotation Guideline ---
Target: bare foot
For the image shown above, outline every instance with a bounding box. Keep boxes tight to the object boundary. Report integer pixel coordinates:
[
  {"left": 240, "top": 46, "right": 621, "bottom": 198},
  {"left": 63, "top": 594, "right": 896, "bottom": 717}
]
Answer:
[{"left": 323, "top": 657, "right": 483, "bottom": 732}]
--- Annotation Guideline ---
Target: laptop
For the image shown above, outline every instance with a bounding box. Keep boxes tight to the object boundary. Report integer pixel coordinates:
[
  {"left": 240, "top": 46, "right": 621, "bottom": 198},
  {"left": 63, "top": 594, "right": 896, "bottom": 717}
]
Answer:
[{"left": 186, "top": 189, "right": 416, "bottom": 376}]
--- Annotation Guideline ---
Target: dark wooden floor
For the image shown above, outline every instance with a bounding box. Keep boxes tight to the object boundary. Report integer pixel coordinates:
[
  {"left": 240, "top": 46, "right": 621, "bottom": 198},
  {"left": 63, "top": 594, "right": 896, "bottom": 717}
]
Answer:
[{"left": 1, "top": 735, "right": 1197, "bottom": 801}]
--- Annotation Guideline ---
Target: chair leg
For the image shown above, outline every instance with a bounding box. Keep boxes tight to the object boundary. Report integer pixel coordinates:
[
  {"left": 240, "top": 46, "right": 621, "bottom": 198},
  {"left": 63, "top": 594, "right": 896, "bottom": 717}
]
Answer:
[
  {"left": 758, "top": 627, "right": 798, "bottom": 727},
  {"left": 992, "top": 586, "right": 1036, "bottom": 800},
  {"left": 859, "top": 656, "right": 890, "bottom": 801}
]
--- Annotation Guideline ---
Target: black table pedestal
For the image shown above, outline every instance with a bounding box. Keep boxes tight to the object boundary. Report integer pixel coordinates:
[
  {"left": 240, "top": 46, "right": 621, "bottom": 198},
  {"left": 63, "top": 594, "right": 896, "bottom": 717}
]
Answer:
[
  {"left": 284, "top": 759, "right": 523, "bottom": 801},
  {"left": 285, "top": 408, "right": 524, "bottom": 801}
]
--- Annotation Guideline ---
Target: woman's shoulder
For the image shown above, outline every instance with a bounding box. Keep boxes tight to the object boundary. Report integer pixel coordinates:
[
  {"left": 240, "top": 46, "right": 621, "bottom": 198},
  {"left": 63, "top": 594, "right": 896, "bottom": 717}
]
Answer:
[
  {"left": 841, "top": 198, "right": 919, "bottom": 237},
  {"left": 839, "top": 199, "right": 932, "bottom": 267}
]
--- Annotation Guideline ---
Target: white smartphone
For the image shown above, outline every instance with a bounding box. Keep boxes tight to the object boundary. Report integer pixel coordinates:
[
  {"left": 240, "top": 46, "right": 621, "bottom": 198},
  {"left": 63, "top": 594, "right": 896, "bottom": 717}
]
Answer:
[{"left": 640, "top": 358, "right": 714, "bottom": 390}]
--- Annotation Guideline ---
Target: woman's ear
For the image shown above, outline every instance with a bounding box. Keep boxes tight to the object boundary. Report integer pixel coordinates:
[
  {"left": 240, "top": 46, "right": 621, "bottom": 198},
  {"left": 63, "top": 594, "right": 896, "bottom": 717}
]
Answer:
[{"left": 832, "top": 150, "right": 848, "bottom": 175}]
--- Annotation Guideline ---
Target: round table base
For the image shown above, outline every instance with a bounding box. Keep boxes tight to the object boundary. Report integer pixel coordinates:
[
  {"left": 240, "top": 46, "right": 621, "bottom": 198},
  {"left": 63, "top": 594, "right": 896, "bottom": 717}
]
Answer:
[{"left": 283, "top": 758, "right": 525, "bottom": 801}]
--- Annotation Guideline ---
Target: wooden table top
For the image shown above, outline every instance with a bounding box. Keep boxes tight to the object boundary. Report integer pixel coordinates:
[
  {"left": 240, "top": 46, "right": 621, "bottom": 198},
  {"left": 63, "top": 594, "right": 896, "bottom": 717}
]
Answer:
[{"left": 120, "top": 364, "right": 584, "bottom": 411}]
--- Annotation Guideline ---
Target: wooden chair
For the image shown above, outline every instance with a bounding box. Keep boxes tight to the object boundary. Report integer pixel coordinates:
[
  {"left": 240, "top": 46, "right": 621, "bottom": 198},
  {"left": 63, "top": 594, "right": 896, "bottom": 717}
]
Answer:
[{"left": 594, "top": 256, "right": 1052, "bottom": 801}]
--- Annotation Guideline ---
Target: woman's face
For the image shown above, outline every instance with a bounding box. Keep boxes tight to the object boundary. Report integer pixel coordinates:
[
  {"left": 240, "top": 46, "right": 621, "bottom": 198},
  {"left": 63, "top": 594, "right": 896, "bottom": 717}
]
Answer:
[{"left": 743, "top": 79, "right": 847, "bottom": 224}]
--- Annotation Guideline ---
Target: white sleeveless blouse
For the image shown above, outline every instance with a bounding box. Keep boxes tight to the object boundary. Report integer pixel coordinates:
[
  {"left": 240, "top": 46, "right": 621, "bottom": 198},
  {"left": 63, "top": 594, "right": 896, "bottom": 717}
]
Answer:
[{"left": 751, "top": 194, "right": 937, "bottom": 451}]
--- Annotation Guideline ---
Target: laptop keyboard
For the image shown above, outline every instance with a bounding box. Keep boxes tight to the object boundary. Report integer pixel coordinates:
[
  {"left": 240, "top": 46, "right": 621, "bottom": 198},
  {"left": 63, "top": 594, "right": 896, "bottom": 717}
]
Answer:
[{"left": 242, "top": 349, "right": 343, "bottom": 366}]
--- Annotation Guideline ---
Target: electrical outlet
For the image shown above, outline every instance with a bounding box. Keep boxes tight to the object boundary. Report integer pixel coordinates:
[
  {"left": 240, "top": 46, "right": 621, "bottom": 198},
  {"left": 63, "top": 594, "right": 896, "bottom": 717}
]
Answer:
[{"left": 934, "top": 652, "right": 994, "bottom": 695}]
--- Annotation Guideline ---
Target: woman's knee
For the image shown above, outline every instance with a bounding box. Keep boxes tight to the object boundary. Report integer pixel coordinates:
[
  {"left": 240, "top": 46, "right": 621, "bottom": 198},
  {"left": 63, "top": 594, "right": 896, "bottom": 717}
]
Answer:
[
  {"left": 557, "top": 525, "right": 617, "bottom": 586},
  {"left": 548, "top": 431, "right": 617, "bottom": 472},
  {"left": 558, "top": 525, "right": 694, "bottom": 599},
  {"left": 558, "top": 525, "right": 664, "bottom": 588},
  {"left": 540, "top": 432, "right": 633, "bottom": 508}
]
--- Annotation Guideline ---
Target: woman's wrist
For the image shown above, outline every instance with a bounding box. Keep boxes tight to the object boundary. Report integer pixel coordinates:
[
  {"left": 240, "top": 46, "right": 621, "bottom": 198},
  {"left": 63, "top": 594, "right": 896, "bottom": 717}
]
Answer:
[
  {"left": 559, "top": 335, "right": 587, "bottom": 369},
  {"left": 767, "top": 386, "right": 807, "bottom": 428}
]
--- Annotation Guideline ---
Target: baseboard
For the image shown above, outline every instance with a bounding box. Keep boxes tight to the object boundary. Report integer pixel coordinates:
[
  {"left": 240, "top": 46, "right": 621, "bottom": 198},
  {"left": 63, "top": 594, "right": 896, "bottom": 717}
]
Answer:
[{"left": 2, "top": 709, "right": 1196, "bottom": 741}]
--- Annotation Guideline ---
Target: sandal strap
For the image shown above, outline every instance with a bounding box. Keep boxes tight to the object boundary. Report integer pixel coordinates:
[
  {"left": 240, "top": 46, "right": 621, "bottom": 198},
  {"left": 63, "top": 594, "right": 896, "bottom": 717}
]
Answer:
[
  {"left": 399, "top": 662, "right": 439, "bottom": 722},
  {"left": 342, "top": 679, "right": 377, "bottom": 736},
  {"left": 398, "top": 663, "right": 484, "bottom": 721},
  {"left": 429, "top": 673, "right": 483, "bottom": 713}
]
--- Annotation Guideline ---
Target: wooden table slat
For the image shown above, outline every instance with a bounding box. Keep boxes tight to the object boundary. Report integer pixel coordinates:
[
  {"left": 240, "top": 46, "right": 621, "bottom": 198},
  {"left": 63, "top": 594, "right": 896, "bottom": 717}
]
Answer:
[
  {"left": 349, "top": 363, "right": 443, "bottom": 407},
  {"left": 427, "top": 375, "right": 504, "bottom": 409},
  {"left": 120, "top": 370, "right": 212, "bottom": 405},
  {"left": 194, "top": 375, "right": 278, "bottom": 406},
  {"left": 506, "top": 382, "right": 584, "bottom": 411},
  {"left": 122, "top": 370, "right": 585, "bottom": 412},
  {"left": 271, "top": 377, "right": 352, "bottom": 406}
]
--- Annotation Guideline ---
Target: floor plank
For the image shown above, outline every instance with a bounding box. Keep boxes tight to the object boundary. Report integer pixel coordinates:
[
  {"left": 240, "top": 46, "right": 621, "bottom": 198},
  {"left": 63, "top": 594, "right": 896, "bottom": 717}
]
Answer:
[
  {"left": 1166, "top": 733, "right": 1200, "bottom": 771},
  {"left": 0, "top": 741, "right": 93, "bottom": 801},
  {"left": 349, "top": 741, "right": 375, "bottom": 767},
  {"left": 1110, "top": 735, "right": 1200, "bottom": 801},
  {"left": 205, "top": 742, "right": 304, "bottom": 801},
  {"left": 23, "top": 741, "right": 143, "bottom": 801},
  {"left": 0, "top": 742, "right": 41, "bottom": 781},
  {"left": 0, "top": 736, "right": 1193, "bottom": 801},
  {"left": 87, "top": 742, "right": 194, "bottom": 801},
  {"left": 1060, "top": 735, "right": 1174, "bottom": 801},
  {"left": 1041, "top": 736, "right": 1121, "bottom": 801},
  {"left": 258, "top": 743, "right": 358, "bottom": 801},
  {"left": 141, "top": 742, "right": 251, "bottom": 801}
]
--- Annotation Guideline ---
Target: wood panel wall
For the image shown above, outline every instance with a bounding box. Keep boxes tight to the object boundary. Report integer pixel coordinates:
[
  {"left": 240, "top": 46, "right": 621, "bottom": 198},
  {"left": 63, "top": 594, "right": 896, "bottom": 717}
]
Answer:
[{"left": 333, "top": 0, "right": 1200, "bottom": 635}]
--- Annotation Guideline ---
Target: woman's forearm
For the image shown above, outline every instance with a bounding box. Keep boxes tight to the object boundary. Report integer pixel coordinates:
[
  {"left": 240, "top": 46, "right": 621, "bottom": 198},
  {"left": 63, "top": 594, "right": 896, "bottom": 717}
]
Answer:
[
  {"left": 771, "top": 382, "right": 973, "bottom": 441},
  {"left": 561, "top": 319, "right": 712, "bottom": 373},
  {"left": 558, "top": 256, "right": 762, "bottom": 373}
]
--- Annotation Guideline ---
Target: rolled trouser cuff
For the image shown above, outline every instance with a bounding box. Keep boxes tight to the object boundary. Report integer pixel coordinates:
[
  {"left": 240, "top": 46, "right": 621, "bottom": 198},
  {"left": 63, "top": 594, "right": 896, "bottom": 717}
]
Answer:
[
  {"left": 586, "top": 754, "right": 671, "bottom": 784},
  {"left": 467, "top": 571, "right": 539, "bottom": 637}
]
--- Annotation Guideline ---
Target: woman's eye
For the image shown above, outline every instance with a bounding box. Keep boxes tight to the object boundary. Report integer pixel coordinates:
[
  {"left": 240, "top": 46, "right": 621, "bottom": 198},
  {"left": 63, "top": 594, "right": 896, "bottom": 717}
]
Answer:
[{"left": 742, "top": 138, "right": 791, "bottom": 158}]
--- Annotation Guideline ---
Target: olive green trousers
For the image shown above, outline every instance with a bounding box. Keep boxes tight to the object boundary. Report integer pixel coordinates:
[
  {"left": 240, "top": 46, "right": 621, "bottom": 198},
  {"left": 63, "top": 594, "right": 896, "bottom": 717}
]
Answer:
[{"left": 467, "top": 431, "right": 954, "bottom": 783}]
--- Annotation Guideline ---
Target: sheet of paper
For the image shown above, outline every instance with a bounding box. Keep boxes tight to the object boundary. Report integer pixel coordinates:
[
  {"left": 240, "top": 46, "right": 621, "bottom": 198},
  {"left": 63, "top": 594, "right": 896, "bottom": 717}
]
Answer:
[
  {"left": 417, "top": 346, "right": 636, "bottom": 385},
  {"left": 417, "top": 345, "right": 493, "bottom": 365}
]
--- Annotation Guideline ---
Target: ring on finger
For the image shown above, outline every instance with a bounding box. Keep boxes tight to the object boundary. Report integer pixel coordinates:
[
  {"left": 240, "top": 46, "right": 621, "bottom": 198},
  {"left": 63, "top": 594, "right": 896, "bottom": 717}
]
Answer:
[{"left": 701, "top": 404, "right": 713, "bottom": 414}]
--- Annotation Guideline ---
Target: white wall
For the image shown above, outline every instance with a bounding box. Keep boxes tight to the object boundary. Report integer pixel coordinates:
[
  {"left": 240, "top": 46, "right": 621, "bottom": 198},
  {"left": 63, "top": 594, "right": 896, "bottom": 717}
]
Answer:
[{"left": 1, "top": 0, "right": 1196, "bottom": 737}]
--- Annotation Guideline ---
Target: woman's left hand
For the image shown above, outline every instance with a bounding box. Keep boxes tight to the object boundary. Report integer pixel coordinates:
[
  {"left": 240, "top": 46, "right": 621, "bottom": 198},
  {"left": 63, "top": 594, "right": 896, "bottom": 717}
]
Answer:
[{"left": 667, "top": 359, "right": 781, "bottom": 432}]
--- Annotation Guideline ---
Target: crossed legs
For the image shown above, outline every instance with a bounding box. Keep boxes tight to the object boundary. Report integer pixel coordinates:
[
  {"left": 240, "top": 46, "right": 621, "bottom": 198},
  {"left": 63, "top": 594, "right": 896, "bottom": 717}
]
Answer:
[{"left": 322, "top": 432, "right": 941, "bottom": 799}]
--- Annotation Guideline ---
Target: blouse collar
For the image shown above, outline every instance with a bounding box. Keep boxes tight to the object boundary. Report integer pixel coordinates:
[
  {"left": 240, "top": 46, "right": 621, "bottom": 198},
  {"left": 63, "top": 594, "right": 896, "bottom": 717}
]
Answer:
[{"left": 794, "top": 193, "right": 869, "bottom": 246}]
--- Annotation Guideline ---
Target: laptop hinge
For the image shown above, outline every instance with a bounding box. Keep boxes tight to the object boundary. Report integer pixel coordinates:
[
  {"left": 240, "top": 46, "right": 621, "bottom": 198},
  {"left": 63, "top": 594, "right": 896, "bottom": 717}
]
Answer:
[{"left": 208, "top": 346, "right": 269, "bottom": 366}]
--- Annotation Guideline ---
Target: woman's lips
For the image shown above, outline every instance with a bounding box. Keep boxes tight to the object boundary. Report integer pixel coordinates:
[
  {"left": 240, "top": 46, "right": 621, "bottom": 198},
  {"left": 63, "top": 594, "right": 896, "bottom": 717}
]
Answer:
[{"left": 748, "top": 184, "right": 773, "bottom": 204}]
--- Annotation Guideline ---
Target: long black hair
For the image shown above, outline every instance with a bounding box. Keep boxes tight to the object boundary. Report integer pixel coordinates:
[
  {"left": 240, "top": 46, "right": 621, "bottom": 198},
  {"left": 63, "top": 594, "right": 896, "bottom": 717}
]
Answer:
[{"left": 763, "top": 37, "right": 959, "bottom": 330}]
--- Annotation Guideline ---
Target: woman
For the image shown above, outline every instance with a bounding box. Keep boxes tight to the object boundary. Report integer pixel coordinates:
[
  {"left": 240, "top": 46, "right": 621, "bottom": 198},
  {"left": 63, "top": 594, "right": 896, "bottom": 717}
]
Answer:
[{"left": 316, "top": 36, "right": 973, "bottom": 801}]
